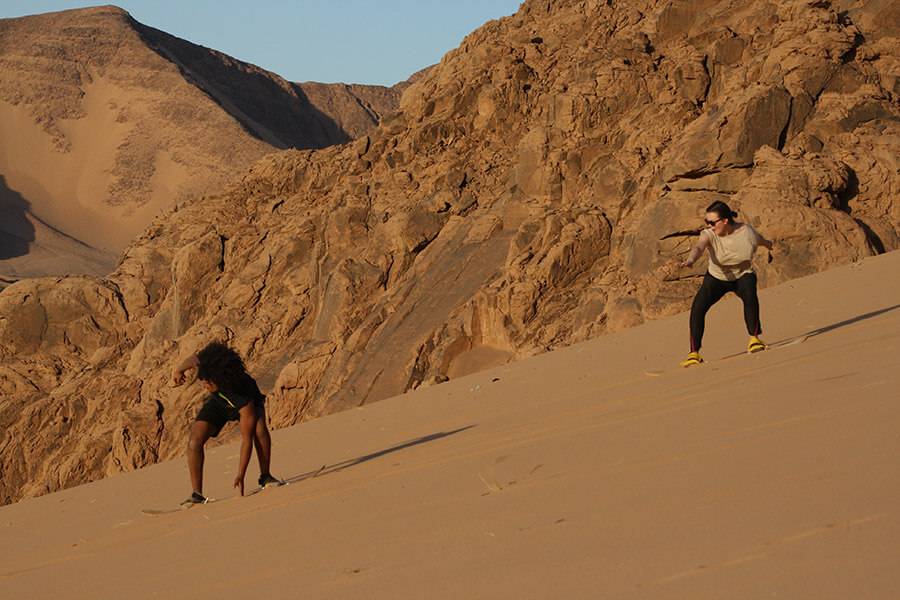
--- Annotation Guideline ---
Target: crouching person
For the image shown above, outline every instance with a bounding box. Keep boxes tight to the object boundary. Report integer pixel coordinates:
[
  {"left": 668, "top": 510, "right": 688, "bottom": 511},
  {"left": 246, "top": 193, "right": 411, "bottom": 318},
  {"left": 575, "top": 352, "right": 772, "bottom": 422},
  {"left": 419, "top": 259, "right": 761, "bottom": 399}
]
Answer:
[{"left": 172, "top": 341, "right": 283, "bottom": 506}]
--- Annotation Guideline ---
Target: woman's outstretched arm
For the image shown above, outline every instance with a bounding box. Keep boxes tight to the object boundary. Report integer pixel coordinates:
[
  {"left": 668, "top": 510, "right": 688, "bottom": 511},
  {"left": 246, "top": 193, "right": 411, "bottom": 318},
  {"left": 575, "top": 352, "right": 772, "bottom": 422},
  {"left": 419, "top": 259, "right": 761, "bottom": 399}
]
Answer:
[{"left": 680, "top": 233, "right": 711, "bottom": 267}]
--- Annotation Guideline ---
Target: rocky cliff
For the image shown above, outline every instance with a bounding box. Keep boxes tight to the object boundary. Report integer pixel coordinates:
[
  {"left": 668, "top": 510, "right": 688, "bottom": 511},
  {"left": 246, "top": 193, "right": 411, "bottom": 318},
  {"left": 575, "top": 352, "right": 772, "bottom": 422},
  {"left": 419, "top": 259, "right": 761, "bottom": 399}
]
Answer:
[
  {"left": 0, "top": 6, "right": 404, "bottom": 279},
  {"left": 1, "top": 0, "right": 898, "bottom": 505}
]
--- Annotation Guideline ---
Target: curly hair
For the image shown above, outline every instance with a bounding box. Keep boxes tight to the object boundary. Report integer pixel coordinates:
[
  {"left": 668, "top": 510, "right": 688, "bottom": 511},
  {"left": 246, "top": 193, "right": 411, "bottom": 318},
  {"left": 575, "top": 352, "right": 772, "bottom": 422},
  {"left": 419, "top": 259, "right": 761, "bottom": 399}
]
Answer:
[{"left": 195, "top": 342, "right": 249, "bottom": 392}]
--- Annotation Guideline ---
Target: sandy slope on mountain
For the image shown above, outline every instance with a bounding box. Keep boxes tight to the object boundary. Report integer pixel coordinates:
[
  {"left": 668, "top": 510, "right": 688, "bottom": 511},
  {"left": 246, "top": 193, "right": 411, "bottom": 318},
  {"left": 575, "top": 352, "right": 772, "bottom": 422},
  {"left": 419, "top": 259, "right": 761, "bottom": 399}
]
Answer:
[
  {"left": 1, "top": 251, "right": 896, "bottom": 599},
  {"left": 0, "top": 209, "right": 116, "bottom": 279},
  {"left": 0, "top": 86, "right": 187, "bottom": 269},
  {"left": 0, "top": 6, "right": 403, "bottom": 279}
]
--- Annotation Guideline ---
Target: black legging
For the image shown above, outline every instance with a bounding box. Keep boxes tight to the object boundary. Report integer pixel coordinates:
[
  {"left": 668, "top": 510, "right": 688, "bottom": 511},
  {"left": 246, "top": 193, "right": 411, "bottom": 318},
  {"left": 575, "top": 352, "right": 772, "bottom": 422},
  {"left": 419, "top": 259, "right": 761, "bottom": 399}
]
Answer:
[{"left": 689, "top": 272, "right": 761, "bottom": 351}]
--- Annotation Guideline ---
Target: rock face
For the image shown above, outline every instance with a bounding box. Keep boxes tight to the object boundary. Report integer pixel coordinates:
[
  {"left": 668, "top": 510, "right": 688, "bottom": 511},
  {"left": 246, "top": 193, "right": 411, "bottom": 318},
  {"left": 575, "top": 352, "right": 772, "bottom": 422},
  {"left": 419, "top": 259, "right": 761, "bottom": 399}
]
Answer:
[
  {"left": 0, "top": 6, "right": 405, "bottom": 280},
  {"left": 1, "top": 0, "right": 899, "bottom": 505}
]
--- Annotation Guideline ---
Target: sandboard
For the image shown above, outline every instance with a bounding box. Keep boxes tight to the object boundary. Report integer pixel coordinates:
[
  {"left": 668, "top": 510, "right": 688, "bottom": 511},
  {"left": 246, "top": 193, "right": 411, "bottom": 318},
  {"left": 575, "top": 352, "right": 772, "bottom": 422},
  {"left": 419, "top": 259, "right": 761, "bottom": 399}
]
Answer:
[
  {"left": 716, "top": 334, "right": 809, "bottom": 361},
  {"left": 141, "top": 465, "right": 327, "bottom": 516},
  {"left": 247, "top": 463, "right": 328, "bottom": 493},
  {"left": 141, "top": 498, "right": 220, "bottom": 517},
  {"left": 644, "top": 334, "right": 810, "bottom": 377},
  {"left": 245, "top": 480, "right": 290, "bottom": 497}
]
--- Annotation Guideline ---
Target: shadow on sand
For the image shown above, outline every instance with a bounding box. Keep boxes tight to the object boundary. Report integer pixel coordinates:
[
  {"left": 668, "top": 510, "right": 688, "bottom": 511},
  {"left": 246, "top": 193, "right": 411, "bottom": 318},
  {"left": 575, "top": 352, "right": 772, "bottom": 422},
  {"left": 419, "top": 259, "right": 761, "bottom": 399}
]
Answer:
[
  {"left": 802, "top": 304, "right": 900, "bottom": 340},
  {"left": 748, "top": 303, "right": 900, "bottom": 355},
  {"left": 282, "top": 425, "right": 477, "bottom": 485}
]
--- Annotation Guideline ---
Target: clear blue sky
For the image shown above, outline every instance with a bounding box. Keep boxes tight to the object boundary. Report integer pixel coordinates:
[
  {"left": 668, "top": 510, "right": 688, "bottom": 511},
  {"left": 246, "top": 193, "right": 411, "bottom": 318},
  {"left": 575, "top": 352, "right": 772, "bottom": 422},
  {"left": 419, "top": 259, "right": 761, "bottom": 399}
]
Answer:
[{"left": 0, "top": 1, "right": 523, "bottom": 86}]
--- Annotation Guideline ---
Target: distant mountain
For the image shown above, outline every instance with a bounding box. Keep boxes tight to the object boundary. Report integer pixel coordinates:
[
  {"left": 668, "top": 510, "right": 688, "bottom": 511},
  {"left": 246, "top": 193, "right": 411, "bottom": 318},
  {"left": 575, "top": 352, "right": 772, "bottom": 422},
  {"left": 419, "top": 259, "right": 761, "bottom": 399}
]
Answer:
[{"left": 0, "top": 5, "right": 407, "bottom": 279}]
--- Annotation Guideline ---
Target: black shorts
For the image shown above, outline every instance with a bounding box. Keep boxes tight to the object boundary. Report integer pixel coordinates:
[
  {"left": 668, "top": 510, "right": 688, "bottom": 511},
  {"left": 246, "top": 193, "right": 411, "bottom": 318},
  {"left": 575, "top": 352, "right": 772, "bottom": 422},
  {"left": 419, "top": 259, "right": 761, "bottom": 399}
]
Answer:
[{"left": 196, "top": 394, "right": 264, "bottom": 437}]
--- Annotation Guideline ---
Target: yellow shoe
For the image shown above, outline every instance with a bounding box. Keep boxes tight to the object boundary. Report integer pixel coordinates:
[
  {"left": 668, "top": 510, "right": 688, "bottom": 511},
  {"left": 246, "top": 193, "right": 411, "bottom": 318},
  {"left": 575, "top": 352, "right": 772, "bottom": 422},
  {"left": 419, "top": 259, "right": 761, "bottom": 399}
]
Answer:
[
  {"left": 748, "top": 336, "right": 767, "bottom": 353},
  {"left": 680, "top": 351, "right": 703, "bottom": 367}
]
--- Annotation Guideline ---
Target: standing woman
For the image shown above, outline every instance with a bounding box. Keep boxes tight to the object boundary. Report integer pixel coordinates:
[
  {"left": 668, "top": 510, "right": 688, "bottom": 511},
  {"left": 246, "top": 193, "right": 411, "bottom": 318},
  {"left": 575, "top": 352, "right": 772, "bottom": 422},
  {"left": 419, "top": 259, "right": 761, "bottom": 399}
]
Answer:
[{"left": 679, "top": 201, "right": 774, "bottom": 367}]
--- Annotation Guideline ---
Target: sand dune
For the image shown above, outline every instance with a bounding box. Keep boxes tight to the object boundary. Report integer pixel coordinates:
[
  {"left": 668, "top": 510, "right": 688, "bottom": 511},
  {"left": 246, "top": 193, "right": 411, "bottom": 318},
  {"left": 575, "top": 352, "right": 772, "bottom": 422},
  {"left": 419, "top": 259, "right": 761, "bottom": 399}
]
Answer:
[
  {"left": 3, "top": 0, "right": 898, "bottom": 509},
  {"left": 1, "top": 251, "right": 897, "bottom": 598}
]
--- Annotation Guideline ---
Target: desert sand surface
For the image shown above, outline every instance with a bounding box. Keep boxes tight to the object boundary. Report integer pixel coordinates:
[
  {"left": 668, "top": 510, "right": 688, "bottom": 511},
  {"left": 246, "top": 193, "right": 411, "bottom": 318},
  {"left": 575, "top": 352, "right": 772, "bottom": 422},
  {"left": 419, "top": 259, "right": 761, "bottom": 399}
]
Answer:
[
  {"left": 1, "top": 251, "right": 897, "bottom": 598},
  {"left": 3, "top": 0, "right": 899, "bottom": 508}
]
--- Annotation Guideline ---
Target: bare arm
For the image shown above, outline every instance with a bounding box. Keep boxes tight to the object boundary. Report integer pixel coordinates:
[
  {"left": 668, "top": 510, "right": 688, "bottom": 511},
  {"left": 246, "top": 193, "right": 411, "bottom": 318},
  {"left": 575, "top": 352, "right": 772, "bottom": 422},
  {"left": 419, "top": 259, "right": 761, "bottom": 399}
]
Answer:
[
  {"left": 680, "top": 233, "right": 710, "bottom": 268},
  {"left": 758, "top": 234, "right": 774, "bottom": 251},
  {"left": 233, "top": 402, "right": 257, "bottom": 496},
  {"left": 171, "top": 354, "right": 200, "bottom": 386}
]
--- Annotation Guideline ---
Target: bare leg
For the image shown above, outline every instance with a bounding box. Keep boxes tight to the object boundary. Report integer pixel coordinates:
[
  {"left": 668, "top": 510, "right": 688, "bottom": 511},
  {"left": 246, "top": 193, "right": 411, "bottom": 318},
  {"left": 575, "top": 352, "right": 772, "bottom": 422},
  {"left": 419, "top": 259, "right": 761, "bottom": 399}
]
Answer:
[
  {"left": 188, "top": 421, "right": 216, "bottom": 495},
  {"left": 254, "top": 404, "right": 272, "bottom": 477}
]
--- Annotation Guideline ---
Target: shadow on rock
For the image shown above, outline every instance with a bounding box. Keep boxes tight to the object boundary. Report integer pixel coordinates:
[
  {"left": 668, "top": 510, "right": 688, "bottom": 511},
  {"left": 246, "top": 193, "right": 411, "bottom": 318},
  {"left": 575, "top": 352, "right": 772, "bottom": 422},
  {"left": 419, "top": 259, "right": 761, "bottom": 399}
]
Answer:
[{"left": 0, "top": 174, "right": 35, "bottom": 261}]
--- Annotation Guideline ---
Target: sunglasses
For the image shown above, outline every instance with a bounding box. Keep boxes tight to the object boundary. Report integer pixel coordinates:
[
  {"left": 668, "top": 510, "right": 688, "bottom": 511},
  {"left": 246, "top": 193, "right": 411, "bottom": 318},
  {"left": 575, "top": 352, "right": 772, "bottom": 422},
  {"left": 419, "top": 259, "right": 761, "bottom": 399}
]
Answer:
[{"left": 705, "top": 218, "right": 722, "bottom": 226}]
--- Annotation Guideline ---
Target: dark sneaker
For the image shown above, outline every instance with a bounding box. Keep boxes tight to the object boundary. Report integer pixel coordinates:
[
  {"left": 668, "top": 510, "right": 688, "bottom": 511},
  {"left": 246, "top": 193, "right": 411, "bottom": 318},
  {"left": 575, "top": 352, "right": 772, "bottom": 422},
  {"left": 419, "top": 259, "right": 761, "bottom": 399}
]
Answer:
[
  {"left": 180, "top": 492, "right": 207, "bottom": 508},
  {"left": 258, "top": 473, "right": 284, "bottom": 489}
]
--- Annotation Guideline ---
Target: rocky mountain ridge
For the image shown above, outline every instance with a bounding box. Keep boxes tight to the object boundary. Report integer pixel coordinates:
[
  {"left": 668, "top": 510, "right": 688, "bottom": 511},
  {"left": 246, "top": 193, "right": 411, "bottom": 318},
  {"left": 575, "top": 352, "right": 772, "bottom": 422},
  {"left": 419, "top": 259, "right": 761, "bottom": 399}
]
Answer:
[{"left": 1, "top": 0, "right": 898, "bottom": 505}]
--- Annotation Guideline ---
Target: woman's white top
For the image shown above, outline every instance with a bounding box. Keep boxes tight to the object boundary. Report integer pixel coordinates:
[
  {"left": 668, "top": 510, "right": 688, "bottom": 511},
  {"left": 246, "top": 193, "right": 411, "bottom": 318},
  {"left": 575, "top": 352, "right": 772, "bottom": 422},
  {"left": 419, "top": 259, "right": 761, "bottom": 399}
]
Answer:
[{"left": 703, "top": 223, "right": 760, "bottom": 281}]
